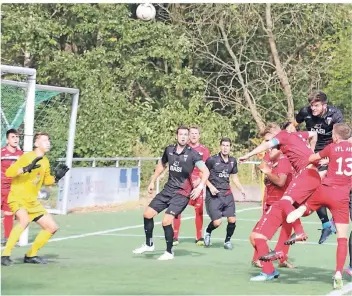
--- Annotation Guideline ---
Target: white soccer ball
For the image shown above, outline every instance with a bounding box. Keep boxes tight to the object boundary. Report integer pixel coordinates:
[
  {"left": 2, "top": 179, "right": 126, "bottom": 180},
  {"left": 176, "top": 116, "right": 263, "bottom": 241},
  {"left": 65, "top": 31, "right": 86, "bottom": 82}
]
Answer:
[{"left": 136, "top": 3, "right": 156, "bottom": 21}]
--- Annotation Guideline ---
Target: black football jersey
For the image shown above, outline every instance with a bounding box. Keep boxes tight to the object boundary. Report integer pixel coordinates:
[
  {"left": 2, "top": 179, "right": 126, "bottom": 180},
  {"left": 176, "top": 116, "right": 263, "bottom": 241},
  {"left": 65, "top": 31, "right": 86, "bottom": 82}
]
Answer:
[
  {"left": 205, "top": 153, "right": 238, "bottom": 195},
  {"left": 161, "top": 144, "right": 203, "bottom": 197},
  {"left": 295, "top": 105, "right": 343, "bottom": 152}
]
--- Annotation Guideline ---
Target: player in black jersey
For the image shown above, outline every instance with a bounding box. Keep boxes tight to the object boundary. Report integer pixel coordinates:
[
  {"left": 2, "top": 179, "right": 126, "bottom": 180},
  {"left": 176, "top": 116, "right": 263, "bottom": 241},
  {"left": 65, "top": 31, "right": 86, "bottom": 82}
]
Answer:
[
  {"left": 204, "top": 138, "right": 246, "bottom": 250},
  {"left": 132, "top": 125, "right": 210, "bottom": 260},
  {"left": 292, "top": 91, "right": 343, "bottom": 244}
]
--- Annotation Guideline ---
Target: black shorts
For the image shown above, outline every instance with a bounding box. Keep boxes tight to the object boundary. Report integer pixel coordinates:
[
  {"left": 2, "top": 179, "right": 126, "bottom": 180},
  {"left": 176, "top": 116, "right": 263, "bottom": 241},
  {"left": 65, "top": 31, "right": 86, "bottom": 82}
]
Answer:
[
  {"left": 318, "top": 164, "right": 328, "bottom": 172},
  {"left": 149, "top": 190, "right": 189, "bottom": 217},
  {"left": 205, "top": 191, "right": 236, "bottom": 221}
]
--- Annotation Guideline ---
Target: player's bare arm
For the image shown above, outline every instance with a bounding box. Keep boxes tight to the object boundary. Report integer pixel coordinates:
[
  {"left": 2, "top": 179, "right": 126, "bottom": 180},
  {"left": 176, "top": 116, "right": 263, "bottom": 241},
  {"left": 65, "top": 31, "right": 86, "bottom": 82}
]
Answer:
[
  {"left": 239, "top": 141, "right": 276, "bottom": 162},
  {"left": 206, "top": 180, "right": 219, "bottom": 196},
  {"left": 307, "top": 131, "right": 318, "bottom": 152},
  {"left": 231, "top": 174, "right": 246, "bottom": 198},
  {"left": 258, "top": 161, "right": 288, "bottom": 187},
  {"left": 148, "top": 160, "right": 167, "bottom": 194},
  {"left": 190, "top": 161, "right": 209, "bottom": 200},
  {"left": 308, "top": 152, "right": 322, "bottom": 163}
]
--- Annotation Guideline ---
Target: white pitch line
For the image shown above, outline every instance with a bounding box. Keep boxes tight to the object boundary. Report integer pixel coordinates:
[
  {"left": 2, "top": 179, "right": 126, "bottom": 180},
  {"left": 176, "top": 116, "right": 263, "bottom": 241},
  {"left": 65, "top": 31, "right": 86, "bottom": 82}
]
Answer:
[
  {"left": 99, "top": 233, "right": 339, "bottom": 247},
  {"left": 325, "top": 282, "right": 352, "bottom": 296},
  {"left": 3, "top": 206, "right": 261, "bottom": 248}
]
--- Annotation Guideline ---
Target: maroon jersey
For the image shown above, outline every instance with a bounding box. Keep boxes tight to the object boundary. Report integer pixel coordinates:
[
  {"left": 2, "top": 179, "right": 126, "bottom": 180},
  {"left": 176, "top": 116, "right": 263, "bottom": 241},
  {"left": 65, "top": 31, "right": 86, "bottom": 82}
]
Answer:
[
  {"left": 273, "top": 131, "right": 314, "bottom": 172},
  {"left": 319, "top": 141, "right": 352, "bottom": 191},
  {"left": 264, "top": 155, "right": 294, "bottom": 205},
  {"left": 1, "top": 146, "right": 23, "bottom": 190},
  {"left": 189, "top": 143, "right": 210, "bottom": 179}
]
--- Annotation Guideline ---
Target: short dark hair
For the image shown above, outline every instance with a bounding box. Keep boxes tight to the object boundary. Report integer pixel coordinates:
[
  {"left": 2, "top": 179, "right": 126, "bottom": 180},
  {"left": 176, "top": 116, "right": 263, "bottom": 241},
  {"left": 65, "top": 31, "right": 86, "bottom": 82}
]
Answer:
[
  {"left": 6, "top": 129, "right": 18, "bottom": 138},
  {"left": 220, "top": 137, "right": 232, "bottom": 145},
  {"left": 333, "top": 123, "right": 352, "bottom": 140},
  {"left": 308, "top": 91, "right": 328, "bottom": 104},
  {"left": 176, "top": 125, "right": 189, "bottom": 135}
]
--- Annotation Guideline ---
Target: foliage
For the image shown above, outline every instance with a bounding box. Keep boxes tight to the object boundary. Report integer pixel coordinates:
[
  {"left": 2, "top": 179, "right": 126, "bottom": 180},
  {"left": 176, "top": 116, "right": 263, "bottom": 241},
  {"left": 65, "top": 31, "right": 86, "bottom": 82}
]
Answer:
[{"left": 1, "top": 3, "right": 351, "bottom": 160}]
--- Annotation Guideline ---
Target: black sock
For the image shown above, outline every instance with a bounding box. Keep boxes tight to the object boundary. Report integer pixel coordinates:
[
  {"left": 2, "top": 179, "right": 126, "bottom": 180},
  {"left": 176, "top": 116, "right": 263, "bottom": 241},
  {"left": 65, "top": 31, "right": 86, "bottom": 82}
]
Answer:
[
  {"left": 163, "top": 224, "right": 174, "bottom": 254},
  {"left": 206, "top": 221, "right": 218, "bottom": 234},
  {"left": 316, "top": 207, "right": 329, "bottom": 224},
  {"left": 144, "top": 217, "right": 154, "bottom": 247},
  {"left": 225, "top": 222, "right": 236, "bottom": 243},
  {"left": 349, "top": 230, "right": 352, "bottom": 267}
]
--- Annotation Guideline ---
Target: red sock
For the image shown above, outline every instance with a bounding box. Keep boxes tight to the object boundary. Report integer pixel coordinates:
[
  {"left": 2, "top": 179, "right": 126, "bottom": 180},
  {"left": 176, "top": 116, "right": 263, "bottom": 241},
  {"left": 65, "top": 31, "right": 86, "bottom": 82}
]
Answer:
[
  {"left": 336, "top": 238, "right": 348, "bottom": 273},
  {"left": 278, "top": 200, "right": 305, "bottom": 233},
  {"left": 254, "top": 238, "right": 275, "bottom": 274},
  {"left": 173, "top": 215, "right": 181, "bottom": 240},
  {"left": 291, "top": 219, "right": 304, "bottom": 234},
  {"left": 275, "top": 222, "right": 292, "bottom": 263},
  {"left": 195, "top": 206, "right": 203, "bottom": 240},
  {"left": 4, "top": 214, "right": 14, "bottom": 238},
  {"left": 252, "top": 248, "right": 259, "bottom": 262}
]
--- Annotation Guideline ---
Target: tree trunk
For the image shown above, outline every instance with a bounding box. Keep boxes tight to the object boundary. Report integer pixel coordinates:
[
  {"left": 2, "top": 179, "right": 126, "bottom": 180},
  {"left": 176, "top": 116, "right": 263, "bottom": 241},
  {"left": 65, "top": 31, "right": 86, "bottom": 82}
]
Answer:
[
  {"left": 218, "top": 17, "right": 265, "bottom": 131},
  {"left": 265, "top": 3, "right": 294, "bottom": 121}
]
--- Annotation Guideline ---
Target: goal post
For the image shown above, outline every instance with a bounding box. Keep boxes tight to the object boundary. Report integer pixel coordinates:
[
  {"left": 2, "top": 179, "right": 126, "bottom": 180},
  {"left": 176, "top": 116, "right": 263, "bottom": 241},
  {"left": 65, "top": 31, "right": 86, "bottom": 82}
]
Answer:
[{"left": 1, "top": 65, "right": 80, "bottom": 245}]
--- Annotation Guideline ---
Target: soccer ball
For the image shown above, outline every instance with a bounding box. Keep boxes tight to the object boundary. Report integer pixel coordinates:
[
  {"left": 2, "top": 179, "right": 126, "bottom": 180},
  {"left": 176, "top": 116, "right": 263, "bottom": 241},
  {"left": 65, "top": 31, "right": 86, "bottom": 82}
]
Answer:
[{"left": 136, "top": 3, "right": 156, "bottom": 21}]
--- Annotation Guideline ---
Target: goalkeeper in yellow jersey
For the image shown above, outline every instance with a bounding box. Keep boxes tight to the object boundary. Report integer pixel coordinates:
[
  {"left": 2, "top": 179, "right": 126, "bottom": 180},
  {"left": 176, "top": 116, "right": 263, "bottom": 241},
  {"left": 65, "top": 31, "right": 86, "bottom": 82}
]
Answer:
[{"left": 1, "top": 132, "right": 69, "bottom": 266}]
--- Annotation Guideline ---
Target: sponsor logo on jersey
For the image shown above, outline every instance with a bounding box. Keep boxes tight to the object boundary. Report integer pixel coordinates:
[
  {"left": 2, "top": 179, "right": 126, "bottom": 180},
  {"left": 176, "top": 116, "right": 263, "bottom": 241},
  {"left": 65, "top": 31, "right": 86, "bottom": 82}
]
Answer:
[
  {"left": 312, "top": 124, "right": 326, "bottom": 135},
  {"left": 218, "top": 170, "right": 229, "bottom": 178},
  {"left": 170, "top": 161, "right": 182, "bottom": 172}
]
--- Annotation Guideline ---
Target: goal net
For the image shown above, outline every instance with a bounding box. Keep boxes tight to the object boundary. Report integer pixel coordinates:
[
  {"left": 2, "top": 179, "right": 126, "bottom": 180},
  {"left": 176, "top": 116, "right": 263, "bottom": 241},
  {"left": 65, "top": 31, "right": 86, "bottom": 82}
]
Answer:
[{"left": 1, "top": 65, "right": 79, "bottom": 244}]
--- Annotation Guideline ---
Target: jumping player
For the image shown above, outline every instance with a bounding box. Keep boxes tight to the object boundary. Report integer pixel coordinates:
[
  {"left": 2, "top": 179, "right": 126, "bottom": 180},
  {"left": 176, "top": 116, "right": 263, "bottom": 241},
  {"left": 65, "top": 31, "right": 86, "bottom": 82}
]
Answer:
[
  {"left": 239, "top": 123, "right": 319, "bottom": 230},
  {"left": 292, "top": 91, "right": 343, "bottom": 243},
  {"left": 252, "top": 145, "right": 295, "bottom": 269},
  {"left": 173, "top": 126, "right": 210, "bottom": 246},
  {"left": 132, "top": 125, "right": 210, "bottom": 261},
  {"left": 276, "top": 123, "right": 351, "bottom": 289}
]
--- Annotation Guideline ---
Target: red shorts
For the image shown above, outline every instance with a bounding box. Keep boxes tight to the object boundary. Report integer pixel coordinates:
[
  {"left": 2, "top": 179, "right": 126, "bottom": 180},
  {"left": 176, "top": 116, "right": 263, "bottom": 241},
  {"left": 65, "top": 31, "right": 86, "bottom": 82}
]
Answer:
[
  {"left": 252, "top": 203, "right": 284, "bottom": 240},
  {"left": 284, "top": 168, "right": 321, "bottom": 204},
  {"left": 188, "top": 193, "right": 204, "bottom": 209},
  {"left": 1, "top": 190, "right": 11, "bottom": 212},
  {"left": 306, "top": 184, "right": 350, "bottom": 224}
]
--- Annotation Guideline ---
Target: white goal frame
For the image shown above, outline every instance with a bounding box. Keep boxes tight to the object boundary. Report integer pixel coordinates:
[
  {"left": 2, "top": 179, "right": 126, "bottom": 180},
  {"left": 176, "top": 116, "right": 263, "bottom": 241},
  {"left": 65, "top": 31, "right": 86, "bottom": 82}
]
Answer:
[{"left": 1, "top": 65, "right": 80, "bottom": 245}]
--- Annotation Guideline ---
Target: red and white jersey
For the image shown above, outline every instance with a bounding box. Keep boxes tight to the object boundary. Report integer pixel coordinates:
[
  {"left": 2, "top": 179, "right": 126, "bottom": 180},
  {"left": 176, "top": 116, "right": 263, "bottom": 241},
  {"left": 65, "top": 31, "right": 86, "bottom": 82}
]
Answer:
[
  {"left": 264, "top": 155, "right": 294, "bottom": 205},
  {"left": 1, "top": 146, "right": 23, "bottom": 190},
  {"left": 188, "top": 143, "right": 210, "bottom": 179},
  {"left": 319, "top": 141, "right": 352, "bottom": 192},
  {"left": 273, "top": 130, "right": 314, "bottom": 172}
]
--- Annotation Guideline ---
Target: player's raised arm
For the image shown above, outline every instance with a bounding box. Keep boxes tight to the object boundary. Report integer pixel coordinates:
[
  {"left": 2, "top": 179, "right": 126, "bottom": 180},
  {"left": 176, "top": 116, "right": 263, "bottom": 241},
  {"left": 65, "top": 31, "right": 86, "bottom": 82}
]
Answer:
[
  {"left": 5, "top": 155, "right": 43, "bottom": 177},
  {"left": 239, "top": 141, "right": 276, "bottom": 163}
]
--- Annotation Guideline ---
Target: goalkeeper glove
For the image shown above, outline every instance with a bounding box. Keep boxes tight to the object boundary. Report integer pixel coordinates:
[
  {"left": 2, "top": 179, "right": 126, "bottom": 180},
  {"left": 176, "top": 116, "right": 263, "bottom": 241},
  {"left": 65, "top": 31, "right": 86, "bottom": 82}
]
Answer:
[
  {"left": 22, "top": 156, "right": 43, "bottom": 173},
  {"left": 54, "top": 164, "right": 70, "bottom": 182}
]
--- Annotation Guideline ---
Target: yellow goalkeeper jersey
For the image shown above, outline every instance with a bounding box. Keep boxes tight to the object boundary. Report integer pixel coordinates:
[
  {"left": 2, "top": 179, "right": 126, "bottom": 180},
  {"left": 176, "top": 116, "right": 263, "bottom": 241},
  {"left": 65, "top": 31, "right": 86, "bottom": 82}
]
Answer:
[{"left": 6, "top": 151, "right": 55, "bottom": 203}]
